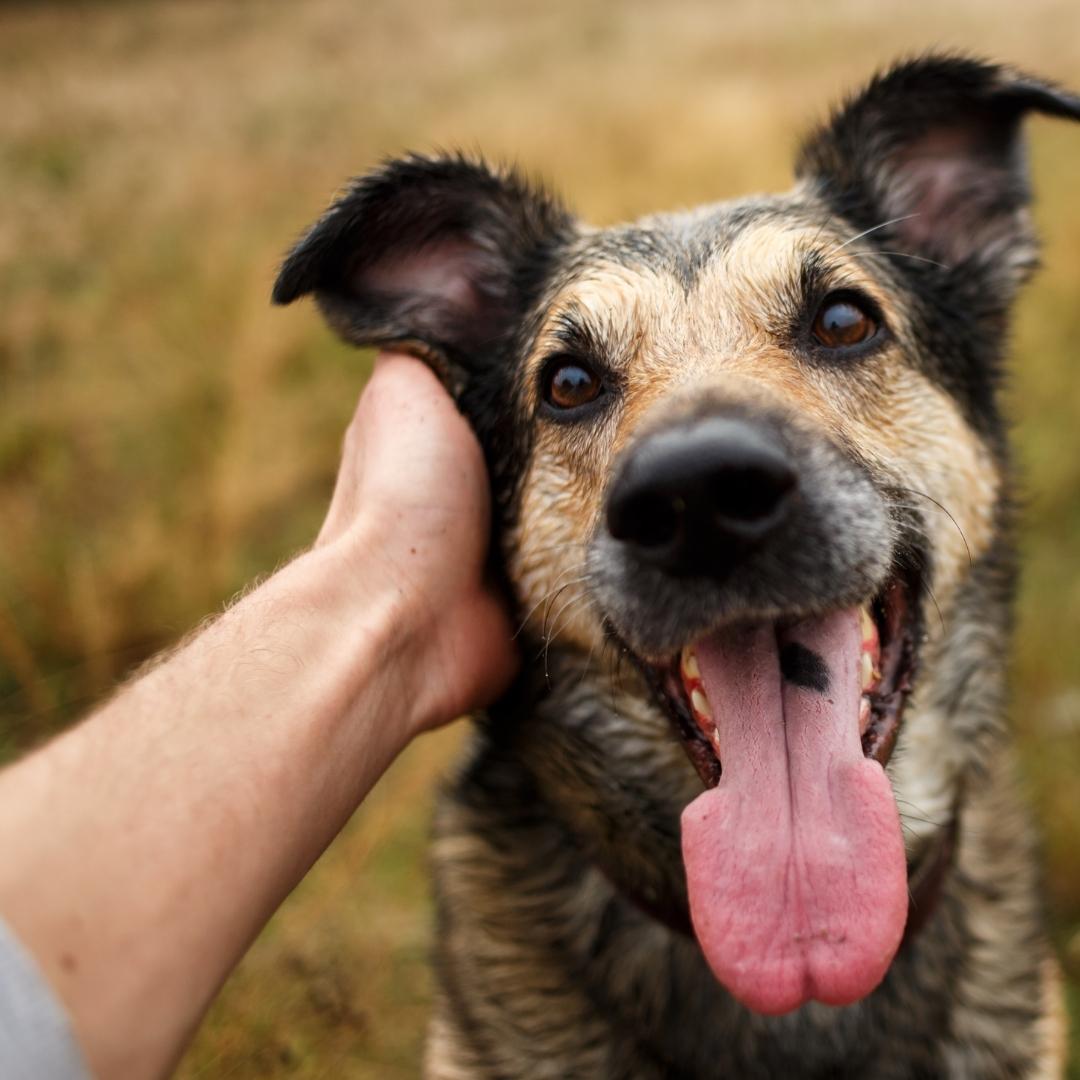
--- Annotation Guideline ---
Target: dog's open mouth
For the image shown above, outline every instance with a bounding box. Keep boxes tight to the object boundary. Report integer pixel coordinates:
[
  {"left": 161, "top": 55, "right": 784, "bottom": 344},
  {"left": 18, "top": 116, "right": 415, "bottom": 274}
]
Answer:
[
  {"left": 642, "top": 571, "right": 919, "bottom": 789},
  {"left": 628, "top": 569, "right": 922, "bottom": 1016}
]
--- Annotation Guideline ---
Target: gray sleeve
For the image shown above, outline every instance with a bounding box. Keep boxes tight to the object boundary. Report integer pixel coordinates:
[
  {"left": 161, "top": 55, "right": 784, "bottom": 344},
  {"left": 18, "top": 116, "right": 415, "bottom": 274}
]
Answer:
[{"left": 0, "top": 915, "right": 92, "bottom": 1080}]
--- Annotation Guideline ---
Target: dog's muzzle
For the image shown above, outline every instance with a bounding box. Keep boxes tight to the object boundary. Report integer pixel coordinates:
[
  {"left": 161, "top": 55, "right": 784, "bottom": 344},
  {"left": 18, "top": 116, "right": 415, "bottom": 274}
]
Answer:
[{"left": 589, "top": 402, "right": 924, "bottom": 1016}]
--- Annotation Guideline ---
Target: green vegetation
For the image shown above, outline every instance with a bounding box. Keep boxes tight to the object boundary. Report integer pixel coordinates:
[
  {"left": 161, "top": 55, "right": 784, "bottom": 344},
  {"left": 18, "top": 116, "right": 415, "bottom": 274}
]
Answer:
[{"left": 1, "top": 1, "right": 1078, "bottom": 1074}]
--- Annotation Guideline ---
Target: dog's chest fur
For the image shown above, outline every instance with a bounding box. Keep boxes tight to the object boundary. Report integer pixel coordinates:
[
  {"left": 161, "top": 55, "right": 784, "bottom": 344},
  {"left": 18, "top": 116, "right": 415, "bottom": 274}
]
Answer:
[{"left": 426, "top": 569, "right": 1056, "bottom": 1078}]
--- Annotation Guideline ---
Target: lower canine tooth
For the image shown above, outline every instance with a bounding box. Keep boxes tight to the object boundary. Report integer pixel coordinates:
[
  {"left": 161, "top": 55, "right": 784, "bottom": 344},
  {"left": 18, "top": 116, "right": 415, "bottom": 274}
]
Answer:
[
  {"left": 691, "top": 687, "right": 712, "bottom": 720},
  {"left": 861, "top": 651, "right": 877, "bottom": 691},
  {"left": 682, "top": 648, "right": 701, "bottom": 679},
  {"left": 860, "top": 606, "right": 876, "bottom": 645}
]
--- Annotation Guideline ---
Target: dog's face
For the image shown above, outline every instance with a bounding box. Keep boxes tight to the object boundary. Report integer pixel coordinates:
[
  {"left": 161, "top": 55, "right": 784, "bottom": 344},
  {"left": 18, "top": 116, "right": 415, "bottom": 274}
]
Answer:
[{"left": 275, "top": 56, "right": 1079, "bottom": 1015}]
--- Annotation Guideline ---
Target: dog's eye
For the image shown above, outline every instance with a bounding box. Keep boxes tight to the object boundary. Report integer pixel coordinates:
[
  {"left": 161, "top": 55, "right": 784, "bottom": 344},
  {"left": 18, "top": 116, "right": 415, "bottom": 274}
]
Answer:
[
  {"left": 542, "top": 359, "right": 604, "bottom": 411},
  {"left": 811, "top": 295, "right": 878, "bottom": 349}
]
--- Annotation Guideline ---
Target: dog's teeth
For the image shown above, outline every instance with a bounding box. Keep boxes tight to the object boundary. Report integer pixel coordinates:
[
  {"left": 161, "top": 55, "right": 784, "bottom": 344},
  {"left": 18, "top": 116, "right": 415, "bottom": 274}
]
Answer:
[
  {"left": 681, "top": 648, "right": 701, "bottom": 680},
  {"left": 860, "top": 606, "right": 881, "bottom": 693},
  {"left": 710, "top": 728, "right": 723, "bottom": 758},
  {"left": 860, "top": 606, "right": 876, "bottom": 646},
  {"left": 691, "top": 687, "right": 712, "bottom": 721},
  {"left": 859, "top": 695, "right": 872, "bottom": 733},
  {"left": 861, "top": 651, "right": 879, "bottom": 692}
]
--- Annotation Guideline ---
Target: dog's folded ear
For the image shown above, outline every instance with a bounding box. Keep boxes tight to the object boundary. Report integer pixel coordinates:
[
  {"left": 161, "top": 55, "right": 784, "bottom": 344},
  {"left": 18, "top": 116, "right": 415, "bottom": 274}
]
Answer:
[
  {"left": 797, "top": 54, "right": 1080, "bottom": 300},
  {"left": 272, "top": 154, "right": 574, "bottom": 380}
]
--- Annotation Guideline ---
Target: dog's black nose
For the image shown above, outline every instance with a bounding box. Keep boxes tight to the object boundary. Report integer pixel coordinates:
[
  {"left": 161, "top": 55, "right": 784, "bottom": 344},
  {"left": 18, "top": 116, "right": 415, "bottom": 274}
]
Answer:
[{"left": 605, "top": 417, "right": 797, "bottom": 576}]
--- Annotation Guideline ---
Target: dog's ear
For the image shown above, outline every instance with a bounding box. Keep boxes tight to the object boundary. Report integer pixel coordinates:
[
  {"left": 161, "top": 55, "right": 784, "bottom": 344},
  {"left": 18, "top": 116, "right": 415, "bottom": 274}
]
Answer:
[
  {"left": 272, "top": 154, "right": 574, "bottom": 380},
  {"left": 797, "top": 55, "right": 1080, "bottom": 299}
]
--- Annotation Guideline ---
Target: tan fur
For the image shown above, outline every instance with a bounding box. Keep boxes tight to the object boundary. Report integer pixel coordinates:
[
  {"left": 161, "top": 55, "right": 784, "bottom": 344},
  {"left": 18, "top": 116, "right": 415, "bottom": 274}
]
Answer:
[
  {"left": 1035, "top": 955, "right": 1069, "bottom": 1079},
  {"left": 509, "top": 220, "right": 1000, "bottom": 670}
]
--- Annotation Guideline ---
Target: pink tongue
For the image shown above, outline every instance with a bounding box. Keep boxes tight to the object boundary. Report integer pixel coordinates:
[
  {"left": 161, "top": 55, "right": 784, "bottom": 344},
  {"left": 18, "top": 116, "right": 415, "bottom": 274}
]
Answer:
[{"left": 680, "top": 608, "right": 907, "bottom": 1015}]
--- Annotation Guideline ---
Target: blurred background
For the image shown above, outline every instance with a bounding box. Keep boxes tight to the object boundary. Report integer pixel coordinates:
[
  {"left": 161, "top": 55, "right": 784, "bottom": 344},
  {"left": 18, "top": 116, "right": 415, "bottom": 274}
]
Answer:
[{"left": 1, "top": 0, "right": 1078, "bottom": 1075}]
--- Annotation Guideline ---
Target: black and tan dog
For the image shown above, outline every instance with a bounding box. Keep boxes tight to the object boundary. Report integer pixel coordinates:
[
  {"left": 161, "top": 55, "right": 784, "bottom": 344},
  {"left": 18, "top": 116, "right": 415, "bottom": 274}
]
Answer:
[{"left": 274, "top": 55, "right": 1076, "bottom": 1078}]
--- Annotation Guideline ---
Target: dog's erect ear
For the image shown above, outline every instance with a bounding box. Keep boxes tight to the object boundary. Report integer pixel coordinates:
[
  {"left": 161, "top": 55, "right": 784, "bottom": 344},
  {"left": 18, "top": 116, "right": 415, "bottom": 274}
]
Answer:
[
  {"left": 797, "top": 55, "right": 1080, "bottom": 295},
  {"left": 272, "top": 154, "right": 574, "bottom": 375}
]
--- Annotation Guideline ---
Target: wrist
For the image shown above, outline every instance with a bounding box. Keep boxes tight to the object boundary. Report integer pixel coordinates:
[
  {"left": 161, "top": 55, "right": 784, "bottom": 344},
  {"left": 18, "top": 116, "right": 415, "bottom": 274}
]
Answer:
[{"left": 295, "top": 524, "right": 437, "bottom": 741}]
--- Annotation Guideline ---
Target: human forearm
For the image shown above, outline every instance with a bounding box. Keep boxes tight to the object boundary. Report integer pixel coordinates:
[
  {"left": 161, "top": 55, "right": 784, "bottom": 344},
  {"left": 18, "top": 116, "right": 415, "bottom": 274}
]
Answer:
[
  {"left": 0, "top": 536, "right": 421, "bottom": 1079},
  {"left": 0, "top": 354, "right": 518, "bottom": 1078}
]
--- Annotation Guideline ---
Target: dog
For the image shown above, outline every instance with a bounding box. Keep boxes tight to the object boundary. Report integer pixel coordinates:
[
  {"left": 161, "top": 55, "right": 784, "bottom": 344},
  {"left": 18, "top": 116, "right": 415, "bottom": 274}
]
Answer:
[{"left": 273, "top": 54, "right": 1076, "bottom": 1078}]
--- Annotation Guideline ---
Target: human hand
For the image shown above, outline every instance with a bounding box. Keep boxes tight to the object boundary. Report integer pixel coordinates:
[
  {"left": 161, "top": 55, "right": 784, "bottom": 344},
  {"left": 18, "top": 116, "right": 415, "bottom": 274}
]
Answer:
[
  {"left": 0, "top": 351, "right": 519, "bottom": 1079},
  {"left": 315, "top": 351, "right": 519, "bottom": 732}
]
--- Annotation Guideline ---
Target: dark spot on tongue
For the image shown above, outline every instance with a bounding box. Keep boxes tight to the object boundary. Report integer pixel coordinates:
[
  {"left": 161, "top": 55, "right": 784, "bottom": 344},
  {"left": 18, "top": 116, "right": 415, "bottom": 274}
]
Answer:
[{"left": 779, "top": 641, "right": 830, "bottom": 693}]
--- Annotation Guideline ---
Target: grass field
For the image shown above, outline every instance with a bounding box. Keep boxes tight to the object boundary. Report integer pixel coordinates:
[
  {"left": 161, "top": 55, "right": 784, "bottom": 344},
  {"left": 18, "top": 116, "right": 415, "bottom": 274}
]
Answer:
[{"left": 1, "top": 0, "right": 1079, "bottom": 1074}]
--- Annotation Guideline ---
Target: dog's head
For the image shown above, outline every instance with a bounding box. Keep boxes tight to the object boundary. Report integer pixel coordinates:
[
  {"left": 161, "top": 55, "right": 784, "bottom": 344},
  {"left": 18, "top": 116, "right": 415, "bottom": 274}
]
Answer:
[{"left": 275, "top": 56, "right": 1079, "bottom": 1015}]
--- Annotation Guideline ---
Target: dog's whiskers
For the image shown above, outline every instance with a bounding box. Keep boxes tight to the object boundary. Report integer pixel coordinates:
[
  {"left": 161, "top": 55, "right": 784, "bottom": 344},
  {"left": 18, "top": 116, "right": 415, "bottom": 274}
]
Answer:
[
  {"left": 893, "top": 487, "right": 973, "bottom": 568},
  {"left": 831, "top": 213, "right": 921, "bottom": 251},
  {"left": 542, "top": 589, "right": 590, "bottom": 653},
  {"left": 895, "top": 798, "right": 945, "bottom": 830},
  {"left": 539, "top": 582, "right": 594, "bottom": 685},
  {"left": 595, "top": 630, "right": 630, "bottom": 717},
  {"left": 890, "top": 540, "right": 947, "bottom": 636},
  {"left": 889, "top": 494, "right": 970, "bottom": 637},
  {"left": 843, "top": 250, "right": 950, "bottom": 269},
  {"left": 514, "top": 569, "right": 589, "bottom": 641}
]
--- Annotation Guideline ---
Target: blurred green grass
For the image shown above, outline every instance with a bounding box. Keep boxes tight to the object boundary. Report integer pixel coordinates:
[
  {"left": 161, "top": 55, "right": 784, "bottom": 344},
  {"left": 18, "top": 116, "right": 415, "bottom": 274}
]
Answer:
[{"left": 1, "top": 0, "right": 1078, "bottom": 1074}]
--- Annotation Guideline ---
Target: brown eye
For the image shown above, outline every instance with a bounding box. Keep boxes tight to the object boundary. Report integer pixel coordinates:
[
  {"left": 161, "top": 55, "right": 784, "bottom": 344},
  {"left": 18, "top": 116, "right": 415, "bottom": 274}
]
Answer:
[
  {"left": 543, "top": 360, "right": 603, "bottom": 411},
  {"left": 812, "top": 296, "right": 877, "bottom": 349}
]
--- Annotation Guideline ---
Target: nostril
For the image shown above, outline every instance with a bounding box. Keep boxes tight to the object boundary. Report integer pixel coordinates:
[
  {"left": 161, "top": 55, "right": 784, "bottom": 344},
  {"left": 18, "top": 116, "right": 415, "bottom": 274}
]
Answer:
[
  {"left": 709, "top": 461, "right": 797, "bottom": 533},
  {"left": 607, "top": 490, "right": 684, "bottom": 549}
]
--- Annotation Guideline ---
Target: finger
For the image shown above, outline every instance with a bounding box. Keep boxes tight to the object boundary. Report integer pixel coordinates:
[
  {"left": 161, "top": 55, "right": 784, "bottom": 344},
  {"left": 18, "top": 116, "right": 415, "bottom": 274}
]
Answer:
[
  {"left": 319, "top": 354, "right": 452, "bottom": 547},
  {"left": 371, "top": 350, "right": 440, "bottom": 392},
  {"left": 369, "top": 351, "right": 469, "bottom": 431}
]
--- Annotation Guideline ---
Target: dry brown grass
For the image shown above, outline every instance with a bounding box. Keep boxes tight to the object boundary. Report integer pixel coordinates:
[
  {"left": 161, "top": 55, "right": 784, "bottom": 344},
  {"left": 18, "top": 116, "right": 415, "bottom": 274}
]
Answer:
[{"left": 2, "top": 0, "right": 1079, "bottom": 1073}]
